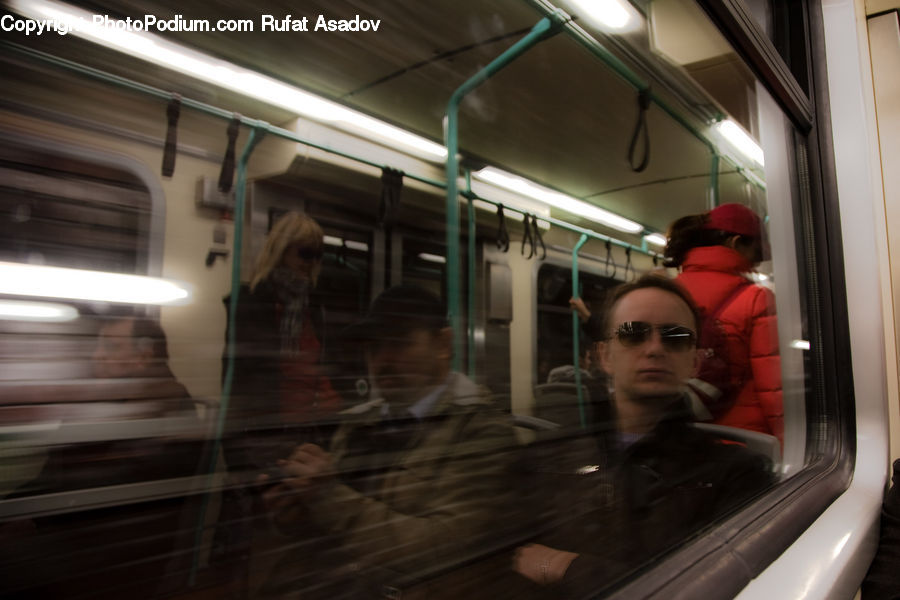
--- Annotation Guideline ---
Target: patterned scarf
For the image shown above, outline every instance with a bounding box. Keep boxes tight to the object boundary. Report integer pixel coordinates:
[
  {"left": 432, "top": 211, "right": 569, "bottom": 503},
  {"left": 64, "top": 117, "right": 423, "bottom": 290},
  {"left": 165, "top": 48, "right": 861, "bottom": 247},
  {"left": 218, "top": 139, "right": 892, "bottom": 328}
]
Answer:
[{"left": 268, "top": 266, "right": 310, "bottom": 357}]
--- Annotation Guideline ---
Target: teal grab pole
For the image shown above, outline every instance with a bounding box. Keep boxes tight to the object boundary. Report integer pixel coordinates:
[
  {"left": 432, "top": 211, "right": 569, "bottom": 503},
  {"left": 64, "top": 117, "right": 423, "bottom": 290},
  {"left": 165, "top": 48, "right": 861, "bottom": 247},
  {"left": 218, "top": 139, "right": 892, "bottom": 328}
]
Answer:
[
  {"left": 444, "top": 14, "right": 563, "bottom": 372},
  {"left": 465, "top": 170, "right": 477, "bottom": 377},
  {"left": 709, "top": 153, "right": 720, "bottom": 208},
  {"left": 189, "top": 122, "right": 268, "bottom": 586},
  {"left": 572, "top": 234, "right": 589, "bottom": 429}
]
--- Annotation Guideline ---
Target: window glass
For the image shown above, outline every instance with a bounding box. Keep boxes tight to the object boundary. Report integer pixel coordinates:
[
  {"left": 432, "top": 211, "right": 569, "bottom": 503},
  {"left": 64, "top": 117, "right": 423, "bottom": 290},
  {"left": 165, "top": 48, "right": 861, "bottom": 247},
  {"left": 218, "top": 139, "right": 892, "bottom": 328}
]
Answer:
[
  {"left": 728, "top": 0, "right": 812, "bottom": 95},
  {"left": 0, "top": 0, "right": 819, "bottom": 597}
]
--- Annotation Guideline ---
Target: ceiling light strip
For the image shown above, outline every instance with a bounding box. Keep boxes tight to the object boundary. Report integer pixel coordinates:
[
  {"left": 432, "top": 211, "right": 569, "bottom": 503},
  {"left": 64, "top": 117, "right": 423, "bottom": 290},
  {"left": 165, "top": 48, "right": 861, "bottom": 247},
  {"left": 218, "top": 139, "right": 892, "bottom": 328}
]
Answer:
[
  {"left": 714, "top": 120, "right": 765, "bottom": 167},
  {"left": 0, "top": 262, "right": 193, "bottom": 305},
  {"left": 473, "top": 167, "right": 644, "bottom": 234},
  {"left": 0, "top": 300, "right": 79, "bottom": 322},
  {"left": 643, "top": 233, "right": 667, "bottom": 247},
  {"left": 8, "top": 0, "right": 446, "bottom": 160}
]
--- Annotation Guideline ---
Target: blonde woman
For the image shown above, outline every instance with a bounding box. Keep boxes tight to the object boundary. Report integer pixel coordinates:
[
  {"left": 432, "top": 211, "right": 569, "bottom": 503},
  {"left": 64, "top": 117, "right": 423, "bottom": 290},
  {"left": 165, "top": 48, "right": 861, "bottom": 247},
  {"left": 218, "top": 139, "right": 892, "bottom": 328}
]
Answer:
[
  {"left": 213, "top": 212, "right": 341, "bottom": 573},
  {"left": 224, "top": 211, "right": 341, "bottom": 470}
]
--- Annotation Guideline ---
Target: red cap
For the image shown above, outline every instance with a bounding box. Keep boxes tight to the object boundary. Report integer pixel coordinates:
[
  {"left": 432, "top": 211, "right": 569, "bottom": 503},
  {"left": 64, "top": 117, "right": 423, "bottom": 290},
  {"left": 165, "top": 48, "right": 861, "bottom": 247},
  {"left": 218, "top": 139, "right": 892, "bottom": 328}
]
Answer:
[{"left": 704, "top": 203, "right": 762, "bottom": 238}]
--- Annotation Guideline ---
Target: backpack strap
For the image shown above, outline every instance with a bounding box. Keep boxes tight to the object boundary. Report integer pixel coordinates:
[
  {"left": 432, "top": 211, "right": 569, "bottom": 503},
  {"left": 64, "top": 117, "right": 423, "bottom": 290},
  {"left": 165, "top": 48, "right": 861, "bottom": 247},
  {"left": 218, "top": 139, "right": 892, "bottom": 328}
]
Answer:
[{"left": 708, "top": 280, "right": 753, "bottom": 322}]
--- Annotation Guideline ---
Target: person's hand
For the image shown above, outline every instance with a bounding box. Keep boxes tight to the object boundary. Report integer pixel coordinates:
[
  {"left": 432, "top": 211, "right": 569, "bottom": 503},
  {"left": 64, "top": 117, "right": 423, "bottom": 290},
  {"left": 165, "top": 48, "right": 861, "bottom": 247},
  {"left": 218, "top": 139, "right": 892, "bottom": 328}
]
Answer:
[
  {"left": 569, "top": 297, "right": 592, "bottom": 323},
  {"left": 278, "top": 443, "right": 335, "bottom": 490},
  {"left": 259, "top": 443, "right": 335, "bottom": 527},
  {"left": 513, "top": 543, "right": 579, "bottom": 585}
]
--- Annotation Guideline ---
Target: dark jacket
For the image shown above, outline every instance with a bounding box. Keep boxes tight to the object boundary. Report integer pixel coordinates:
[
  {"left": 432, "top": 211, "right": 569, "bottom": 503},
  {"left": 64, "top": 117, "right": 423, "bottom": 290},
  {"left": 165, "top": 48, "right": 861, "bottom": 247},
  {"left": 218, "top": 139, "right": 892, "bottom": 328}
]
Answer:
[
  {"left": 221, "top": 281, "right": 335, "bottom": 473},
  {"left": 533, "top": 401, "right": 774, "bottom": 598},
  {"left": 863, "top": 459, "right": 900, "bottom": 600},
  {"left": 262, "top": 373, "right": 521, "bottom": 600}
]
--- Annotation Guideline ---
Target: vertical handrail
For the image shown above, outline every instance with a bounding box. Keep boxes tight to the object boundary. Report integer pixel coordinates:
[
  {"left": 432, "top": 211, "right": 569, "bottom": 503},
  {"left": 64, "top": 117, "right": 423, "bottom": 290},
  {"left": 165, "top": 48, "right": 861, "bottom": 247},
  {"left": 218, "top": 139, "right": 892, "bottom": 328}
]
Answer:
[
  {"left": 709, "top": 152, "right": 721, "bottom": 208},
  {"left": 465, "top": 170, "right": 477, "bottom": 377},
  {"left": 444, "top": 13, "right": 563, "bottom": 372},
  {"left": 189, "top": 122, "right": 268, "bottom": 585},
  {"left": 572, "top": 234, "right": 589, "bottom": 429}
]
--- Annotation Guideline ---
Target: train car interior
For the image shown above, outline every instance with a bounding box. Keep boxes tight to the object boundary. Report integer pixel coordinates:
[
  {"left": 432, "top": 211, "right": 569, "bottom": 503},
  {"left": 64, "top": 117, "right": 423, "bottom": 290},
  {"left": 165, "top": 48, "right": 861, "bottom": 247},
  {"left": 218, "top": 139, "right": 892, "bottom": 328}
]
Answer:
[{"left": 1, "top": 0, "right": 899, "bottom": 598}]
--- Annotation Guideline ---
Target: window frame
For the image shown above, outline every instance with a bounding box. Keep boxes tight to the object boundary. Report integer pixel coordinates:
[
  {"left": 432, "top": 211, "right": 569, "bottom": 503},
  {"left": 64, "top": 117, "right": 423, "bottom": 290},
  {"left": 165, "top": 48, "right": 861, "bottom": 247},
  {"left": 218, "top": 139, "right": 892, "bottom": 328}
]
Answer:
[{"left": 593, "top": 0, "right": 857, "bottom": 596}]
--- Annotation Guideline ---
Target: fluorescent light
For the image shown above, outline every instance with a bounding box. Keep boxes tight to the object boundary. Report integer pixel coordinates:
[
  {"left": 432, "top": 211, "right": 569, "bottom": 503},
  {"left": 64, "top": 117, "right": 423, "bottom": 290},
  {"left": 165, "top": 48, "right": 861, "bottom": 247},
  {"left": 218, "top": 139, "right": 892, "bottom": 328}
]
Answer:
[
  {"left": 0, "top": 300, "right": 78, "bottom": 322},
  {"left": 566, "top": 0, "right": 641, "bottom": 32},
  {"left": 715, "top": 120, "right": 764, "bottom": 167},
  {"left": 338, "top": 111, "right": 447, "bottom": 160},
  {"left": 345, "top": 240, "right": 369, "bottom": 252},
  {"left": 323, "top": 236, "right": 369, "bottom": 252},
  {"left": 644, "top": 233, "right": 667, "bottom": 247},
  {"left": 0, "top": 262, "right": 192, "bottom": 305},
  {"left": 474, "top": 167, "right": 643, "bottom": 234},
  {"left": 791, "top": 340, "right": 810, "bottom": 350},
  {"left": 737, "top": 167, "right": 767, "bottom": 190},
  {"left": 8, "top": 0, "right": 447, "bottom": 161},
  {"left": 467, "top": 177, "right": 550, "bottom": 218},
  {"left": 418, "top": 253, "right": 446, "bottom": 264}
]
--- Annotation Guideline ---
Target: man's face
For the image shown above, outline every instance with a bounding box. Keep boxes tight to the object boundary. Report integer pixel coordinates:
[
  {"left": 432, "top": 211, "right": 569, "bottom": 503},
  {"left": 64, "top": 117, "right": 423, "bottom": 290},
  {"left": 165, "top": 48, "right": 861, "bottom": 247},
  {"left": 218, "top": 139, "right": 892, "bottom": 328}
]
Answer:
[
  {"left": 599, "top": 287, "right": 699, "bottom": 403},
  {"left": 92, "top": 318, "right": 148, "bottom": 379},
  {"left": 365, "top": 327, "right": 451, "bottom": 408}
]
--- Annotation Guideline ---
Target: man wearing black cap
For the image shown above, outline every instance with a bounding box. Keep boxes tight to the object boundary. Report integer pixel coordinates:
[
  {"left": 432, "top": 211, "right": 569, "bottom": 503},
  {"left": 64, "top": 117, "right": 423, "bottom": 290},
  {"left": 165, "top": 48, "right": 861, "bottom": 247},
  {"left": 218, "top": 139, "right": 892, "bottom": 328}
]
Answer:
[{"left": 261, "top": 285, "right": 519, "bottom": 599}]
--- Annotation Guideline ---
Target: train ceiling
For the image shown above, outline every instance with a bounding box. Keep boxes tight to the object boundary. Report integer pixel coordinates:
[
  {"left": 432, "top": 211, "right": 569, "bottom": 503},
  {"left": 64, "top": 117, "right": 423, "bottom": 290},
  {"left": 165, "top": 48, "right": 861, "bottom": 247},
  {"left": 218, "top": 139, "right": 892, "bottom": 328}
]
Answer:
[{"left": 2, "top": 0, "right": 764, "bottom": 239}]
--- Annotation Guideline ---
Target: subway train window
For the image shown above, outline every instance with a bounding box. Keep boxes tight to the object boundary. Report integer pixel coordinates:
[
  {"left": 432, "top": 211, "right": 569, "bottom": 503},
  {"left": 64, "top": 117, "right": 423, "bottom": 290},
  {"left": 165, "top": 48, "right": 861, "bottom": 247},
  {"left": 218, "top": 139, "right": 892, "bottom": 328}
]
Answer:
[{"left": 0, "top": 0, "right": 878, "bottom": 598}]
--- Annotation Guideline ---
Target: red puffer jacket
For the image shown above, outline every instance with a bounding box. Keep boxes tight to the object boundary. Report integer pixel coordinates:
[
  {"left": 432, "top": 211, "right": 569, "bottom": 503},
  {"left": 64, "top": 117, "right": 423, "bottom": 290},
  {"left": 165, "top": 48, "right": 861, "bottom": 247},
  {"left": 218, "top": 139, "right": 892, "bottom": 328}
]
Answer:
[{"left": 676, "top": 246, "right": 784, "bottom": 444}]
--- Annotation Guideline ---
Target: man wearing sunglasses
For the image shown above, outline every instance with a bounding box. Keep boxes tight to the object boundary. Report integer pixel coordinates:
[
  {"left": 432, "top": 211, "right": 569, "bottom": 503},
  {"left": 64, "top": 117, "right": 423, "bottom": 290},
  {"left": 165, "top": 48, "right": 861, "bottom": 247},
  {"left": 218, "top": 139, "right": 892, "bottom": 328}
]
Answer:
[{"left": 515, "top": 275, "right": 774, "bottom": 596}]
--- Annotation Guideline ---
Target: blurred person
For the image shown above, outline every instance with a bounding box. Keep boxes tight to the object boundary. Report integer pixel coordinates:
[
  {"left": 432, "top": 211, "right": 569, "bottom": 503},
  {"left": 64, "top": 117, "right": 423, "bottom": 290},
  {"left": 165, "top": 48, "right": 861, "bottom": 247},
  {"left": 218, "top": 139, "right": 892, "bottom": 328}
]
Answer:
[
  {"left": 558, "top": 296, "right": 612, "bottom": 428},
  {"left": 13, "top": 313, "right": 199, "bottom": 493},
  {"left": 1, "top": 313, "right": 204, "bottom": 599},
  {"left": 213, "top": 212, "right": 343, "bottom": 584},
  {"left": 568, "top": 296, "right": 604, "bottom": 344},
  {"left": 222, "top": 211, "right": 342, "bottom": 473},
  {"left": 513, "top": 275, "right": 773, "bottom": 596},
  {"left": 862, "top": 458, "right": 900, "bottom": 599},
  {"left": 544, "top": 327, "right": 611, "bottom": 432},
  {"left": 664, "top": 203, "right": 784, "bottom": 444},
  {"left": 259, "top": 284, "right": 519, "bottom": 599}
]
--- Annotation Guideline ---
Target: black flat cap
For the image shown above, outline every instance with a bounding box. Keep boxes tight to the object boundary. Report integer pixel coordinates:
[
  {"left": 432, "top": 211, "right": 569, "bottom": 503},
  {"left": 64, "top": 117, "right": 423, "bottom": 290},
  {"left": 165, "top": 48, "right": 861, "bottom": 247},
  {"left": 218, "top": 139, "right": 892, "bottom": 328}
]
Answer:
[{"left": 344, "top": 284, "right": 448, "bottom": 341}]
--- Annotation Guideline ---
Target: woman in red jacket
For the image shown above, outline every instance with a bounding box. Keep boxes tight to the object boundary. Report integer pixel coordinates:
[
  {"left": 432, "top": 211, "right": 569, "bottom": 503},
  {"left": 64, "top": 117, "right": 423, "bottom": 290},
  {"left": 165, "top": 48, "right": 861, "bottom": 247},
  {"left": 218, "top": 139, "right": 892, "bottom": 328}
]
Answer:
[{"left": 664, "top": 203, "right": 784, "bottom": 444}]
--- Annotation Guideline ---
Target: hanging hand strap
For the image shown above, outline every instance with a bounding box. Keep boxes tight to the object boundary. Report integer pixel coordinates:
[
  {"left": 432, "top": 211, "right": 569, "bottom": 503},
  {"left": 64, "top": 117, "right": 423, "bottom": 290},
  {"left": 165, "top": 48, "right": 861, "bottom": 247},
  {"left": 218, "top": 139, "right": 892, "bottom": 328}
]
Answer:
[
  {"left": 605, "top": 240, "right": 617, "bottom": 278},
  {"left": 379, "top": 167, "right": 404, "bottom": 227},
  {"left": 532, "top": 215, "right": 546, "bottom": 260},
  {"left": 521, "top": 213, "right": 535, "bottom": 259},
  {"left": 627, "top": 88, "right": 652, "bottom": 173},
  {"left": 218, "top": 114, "right": 241, "bottom": 193},
  {"left": 496, "top": 204, "right": 510, "bottom": 252},
  {"left": 338, "top": 239, "right": 349, "bottom": 267},
  {"left": 162, "top": 93, "right": 181, "bottom": 177},
  {"left": 625, "top": 247, "right": 636, "bottom": 281}
]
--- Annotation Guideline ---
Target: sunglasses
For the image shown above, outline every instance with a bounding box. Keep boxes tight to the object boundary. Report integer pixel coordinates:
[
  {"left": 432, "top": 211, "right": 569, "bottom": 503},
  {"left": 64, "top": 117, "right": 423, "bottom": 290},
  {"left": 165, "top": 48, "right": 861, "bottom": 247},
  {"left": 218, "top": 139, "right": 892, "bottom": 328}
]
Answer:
[{"left": 612, "top": 321, "right": 696, "bottom": 352}]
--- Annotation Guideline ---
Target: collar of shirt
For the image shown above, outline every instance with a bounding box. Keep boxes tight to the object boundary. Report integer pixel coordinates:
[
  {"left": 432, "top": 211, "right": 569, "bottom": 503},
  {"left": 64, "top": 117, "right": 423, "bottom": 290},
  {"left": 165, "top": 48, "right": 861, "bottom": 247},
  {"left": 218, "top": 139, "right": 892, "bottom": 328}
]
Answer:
[{"left": 380, "top": 375, "right": 451, "bottom": 422}]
